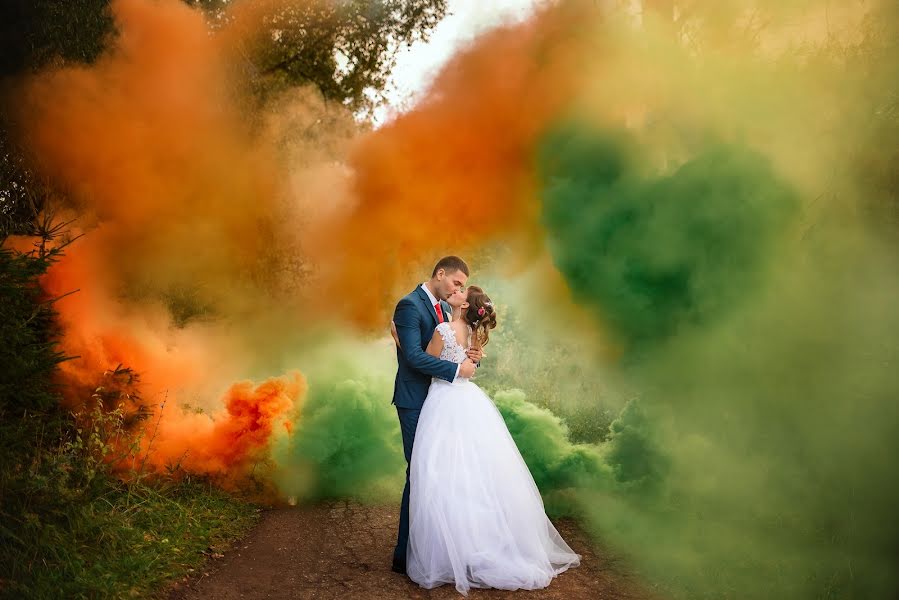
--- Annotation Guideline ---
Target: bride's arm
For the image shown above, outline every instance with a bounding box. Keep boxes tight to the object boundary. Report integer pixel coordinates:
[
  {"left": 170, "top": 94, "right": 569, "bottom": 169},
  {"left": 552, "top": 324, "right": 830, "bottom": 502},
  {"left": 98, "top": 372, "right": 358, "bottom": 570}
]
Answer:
[
  {"left": 390, "top": 320, "right": 401, "bottom": 348},
  {"left": 393, "top": 299, "right": 458, "bottom": 382},
  {"left": 425, "top": 330, "right": 444, "bottom": 358},
  {"left": 392, "top": 320, "right": 443, "bottom": 358}
]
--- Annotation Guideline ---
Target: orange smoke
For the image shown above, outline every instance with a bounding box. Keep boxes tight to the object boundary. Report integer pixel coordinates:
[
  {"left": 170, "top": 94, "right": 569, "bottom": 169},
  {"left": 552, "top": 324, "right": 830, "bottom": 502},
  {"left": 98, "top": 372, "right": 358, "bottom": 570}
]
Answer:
[
  {"left": 17, "top": 0, "right": 284, "bottom": 308},
  {"left": 144, "top": 372, "right": 305, "bottom": 477},
  {"left": 314, "top": 2, "right": 590, "bottom": 327},
  {"left": 40, "top": 231, "right": 207, "bottom": 404},
  {"left": 11, "top": 0, "right": 304, "bottom": 484},
  {"left": 30, "top": 228, "right": 306, "bottom": 483}
]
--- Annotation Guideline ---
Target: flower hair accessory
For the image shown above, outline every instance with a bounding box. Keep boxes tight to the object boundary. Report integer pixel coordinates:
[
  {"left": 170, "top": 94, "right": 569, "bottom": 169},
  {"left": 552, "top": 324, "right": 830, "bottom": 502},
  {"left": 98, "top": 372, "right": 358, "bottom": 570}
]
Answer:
[{"left": 477, "top": 307, "right": 486, "bottom": 317}]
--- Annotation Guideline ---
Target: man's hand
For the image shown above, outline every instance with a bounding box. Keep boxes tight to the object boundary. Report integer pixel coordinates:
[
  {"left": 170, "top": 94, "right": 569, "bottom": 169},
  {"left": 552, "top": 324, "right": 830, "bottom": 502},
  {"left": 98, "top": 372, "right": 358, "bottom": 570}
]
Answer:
[
  {"left": 465, "top": 347, "right": 484, "bottom": 363},
  {"left": 459, "top": 359, "right": 477, "bottom": 379}
]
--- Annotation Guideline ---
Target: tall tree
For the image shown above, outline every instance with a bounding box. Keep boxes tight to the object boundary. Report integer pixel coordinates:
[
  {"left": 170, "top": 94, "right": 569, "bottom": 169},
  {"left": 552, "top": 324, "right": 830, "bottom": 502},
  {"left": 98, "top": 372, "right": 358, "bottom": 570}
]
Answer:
[
  {"left": 0, "top": 0, "right": 114, "bottom": 236},
  {"left": 188, "top": 0, "right": 447, "bottom": 111}
]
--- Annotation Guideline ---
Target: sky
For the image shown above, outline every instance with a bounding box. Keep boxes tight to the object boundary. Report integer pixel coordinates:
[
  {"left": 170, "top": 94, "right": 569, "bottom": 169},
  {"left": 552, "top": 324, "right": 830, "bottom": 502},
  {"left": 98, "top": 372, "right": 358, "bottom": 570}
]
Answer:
[
  {"left": 372, "top": 0, "right": 542, "bottom": 125},
  {"left": 371, "top": 0, "right": 867, "bottom": 126}
]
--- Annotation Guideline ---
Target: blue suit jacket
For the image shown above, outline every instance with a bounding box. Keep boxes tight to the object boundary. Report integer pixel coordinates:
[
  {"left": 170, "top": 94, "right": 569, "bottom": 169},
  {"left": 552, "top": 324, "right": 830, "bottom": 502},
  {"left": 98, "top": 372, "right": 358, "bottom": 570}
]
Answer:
[{"left": 392, "top": 286, "right": 458, "bottom": 409}]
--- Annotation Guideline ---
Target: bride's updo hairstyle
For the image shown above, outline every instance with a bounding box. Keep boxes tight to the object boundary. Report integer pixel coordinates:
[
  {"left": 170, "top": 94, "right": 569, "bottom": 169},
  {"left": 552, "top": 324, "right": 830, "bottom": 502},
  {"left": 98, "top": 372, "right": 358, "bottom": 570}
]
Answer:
[{"left": 463, "top": 286, "right": 497, "bottom": 348}]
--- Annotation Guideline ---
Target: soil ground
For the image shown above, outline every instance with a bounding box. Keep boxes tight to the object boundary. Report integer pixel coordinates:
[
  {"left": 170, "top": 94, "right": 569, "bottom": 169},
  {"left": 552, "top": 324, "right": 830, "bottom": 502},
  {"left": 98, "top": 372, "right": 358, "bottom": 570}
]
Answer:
[{"left": 168, "top": 500, "right": 660, "bottom": 600}]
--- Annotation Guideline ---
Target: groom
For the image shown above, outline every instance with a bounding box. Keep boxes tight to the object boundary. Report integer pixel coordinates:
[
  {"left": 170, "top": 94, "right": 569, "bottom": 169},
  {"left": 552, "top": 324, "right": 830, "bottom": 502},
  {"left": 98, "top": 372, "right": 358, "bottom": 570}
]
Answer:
[{"left": 390, "top": 256, "right": 481, "bottom": 575}]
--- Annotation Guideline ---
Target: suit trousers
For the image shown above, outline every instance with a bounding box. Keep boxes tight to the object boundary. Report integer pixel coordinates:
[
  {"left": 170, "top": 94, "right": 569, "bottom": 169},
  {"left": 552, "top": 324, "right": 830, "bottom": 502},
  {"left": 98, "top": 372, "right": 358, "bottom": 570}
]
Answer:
[{"left": 393, "top": 405, "right": 421, "bottom": 565}]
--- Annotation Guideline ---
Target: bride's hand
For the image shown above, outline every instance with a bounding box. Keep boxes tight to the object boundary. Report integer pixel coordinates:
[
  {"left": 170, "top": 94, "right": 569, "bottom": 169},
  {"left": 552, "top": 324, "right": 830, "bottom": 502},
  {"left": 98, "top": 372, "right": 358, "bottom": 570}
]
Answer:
[
  {"left": 390, "top": 320, "right": 401, "bottom": 348},
  {"left": 465, "top": 346, "right": 484, "bottom": 362}
]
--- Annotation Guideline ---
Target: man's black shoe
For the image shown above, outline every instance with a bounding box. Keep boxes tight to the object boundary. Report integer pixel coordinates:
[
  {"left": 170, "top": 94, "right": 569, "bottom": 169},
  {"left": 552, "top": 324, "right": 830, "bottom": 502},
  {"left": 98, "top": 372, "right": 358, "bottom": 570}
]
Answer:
[{"left": 391, "top": 558, "right": 406, "bottom": 574}]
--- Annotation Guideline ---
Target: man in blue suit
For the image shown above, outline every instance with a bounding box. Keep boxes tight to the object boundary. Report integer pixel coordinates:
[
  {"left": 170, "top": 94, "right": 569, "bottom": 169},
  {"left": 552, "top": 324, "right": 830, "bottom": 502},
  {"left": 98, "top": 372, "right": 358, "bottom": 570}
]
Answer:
[{"left": 390, "top": 256, "right": 481, "bottom": 575}]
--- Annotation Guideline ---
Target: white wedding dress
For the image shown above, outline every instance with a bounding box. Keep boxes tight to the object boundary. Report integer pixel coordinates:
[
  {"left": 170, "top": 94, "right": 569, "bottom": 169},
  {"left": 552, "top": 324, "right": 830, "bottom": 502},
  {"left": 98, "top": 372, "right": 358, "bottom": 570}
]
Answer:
[{"left": 407, "top": 322, "right": 581, "bottom": 596}]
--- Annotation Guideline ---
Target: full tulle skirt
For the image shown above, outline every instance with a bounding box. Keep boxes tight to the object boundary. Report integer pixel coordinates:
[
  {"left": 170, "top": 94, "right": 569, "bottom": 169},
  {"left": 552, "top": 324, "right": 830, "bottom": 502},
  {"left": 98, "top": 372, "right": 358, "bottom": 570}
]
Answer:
[{"left": 407, "top": 378, "right": 580, "bottom": 596}]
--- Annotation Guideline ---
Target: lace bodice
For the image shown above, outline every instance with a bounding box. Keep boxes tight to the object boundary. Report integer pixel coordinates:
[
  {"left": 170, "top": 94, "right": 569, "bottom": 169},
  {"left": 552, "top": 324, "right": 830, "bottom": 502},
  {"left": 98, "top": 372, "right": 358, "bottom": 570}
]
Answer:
[{"left": 435, "top": 322, "right": 469, "bottom": 364}]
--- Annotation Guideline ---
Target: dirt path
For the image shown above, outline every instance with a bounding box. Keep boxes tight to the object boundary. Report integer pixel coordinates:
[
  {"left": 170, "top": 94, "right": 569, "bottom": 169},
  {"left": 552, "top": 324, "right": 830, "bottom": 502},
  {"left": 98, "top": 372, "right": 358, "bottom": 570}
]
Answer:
[{"left": 168, "top": 501, "right": 658, "bottom": 600}]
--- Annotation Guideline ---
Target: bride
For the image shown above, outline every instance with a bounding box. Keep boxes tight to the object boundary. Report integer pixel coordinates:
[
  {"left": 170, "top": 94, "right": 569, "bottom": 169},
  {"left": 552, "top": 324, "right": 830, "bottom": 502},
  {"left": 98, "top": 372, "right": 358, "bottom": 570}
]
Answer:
[{"left": 394, "top": 285, "right": 580, "bottom": 595}]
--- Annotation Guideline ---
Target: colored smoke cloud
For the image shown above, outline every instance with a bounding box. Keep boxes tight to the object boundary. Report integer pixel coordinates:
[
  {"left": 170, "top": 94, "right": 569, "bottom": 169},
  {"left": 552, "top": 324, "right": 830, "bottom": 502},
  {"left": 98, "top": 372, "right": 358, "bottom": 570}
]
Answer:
[
  {"left": 10, "top": 0, "right": 336, "bottom": 481},
  {"left": 5, "top": 1, "right": 898, "bottom": 597},
  {"left": 310, "top": 1, "right": 593, "bottom": 327},
  {"left": 538, "top": 126, "right": 798, "bottom": 356}
]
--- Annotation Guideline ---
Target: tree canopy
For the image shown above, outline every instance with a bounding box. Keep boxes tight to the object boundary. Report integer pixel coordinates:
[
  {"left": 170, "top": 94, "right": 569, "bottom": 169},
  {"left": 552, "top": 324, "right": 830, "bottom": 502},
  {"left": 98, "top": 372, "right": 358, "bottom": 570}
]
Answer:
[{"left": 0, "top": 0, "right": 447, "bottom": 236}]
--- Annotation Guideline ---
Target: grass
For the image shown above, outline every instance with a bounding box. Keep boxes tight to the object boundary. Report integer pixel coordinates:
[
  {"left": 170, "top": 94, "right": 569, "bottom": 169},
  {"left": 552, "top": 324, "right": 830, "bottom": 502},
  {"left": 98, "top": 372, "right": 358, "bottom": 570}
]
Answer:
[
  {"left": 2, "top": 477, "right": 259, "bottom": 599},
  {"left": 0, "top": 240, "right": 262, "bottom": 599}
]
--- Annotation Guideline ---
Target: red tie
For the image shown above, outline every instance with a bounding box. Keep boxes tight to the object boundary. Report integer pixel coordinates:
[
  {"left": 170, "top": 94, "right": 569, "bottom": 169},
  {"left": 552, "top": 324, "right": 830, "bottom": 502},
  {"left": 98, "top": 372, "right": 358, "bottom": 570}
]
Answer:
[{"left": 434, "top": 303, "right": 444, "bottom": 324}]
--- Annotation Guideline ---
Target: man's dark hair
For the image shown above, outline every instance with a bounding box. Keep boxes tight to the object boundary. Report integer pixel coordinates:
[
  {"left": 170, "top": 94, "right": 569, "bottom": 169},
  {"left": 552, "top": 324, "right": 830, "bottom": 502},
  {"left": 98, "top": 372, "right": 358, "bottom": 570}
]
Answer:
[{"left": 432, "top": 256, "right": 469, "bottom": 278}]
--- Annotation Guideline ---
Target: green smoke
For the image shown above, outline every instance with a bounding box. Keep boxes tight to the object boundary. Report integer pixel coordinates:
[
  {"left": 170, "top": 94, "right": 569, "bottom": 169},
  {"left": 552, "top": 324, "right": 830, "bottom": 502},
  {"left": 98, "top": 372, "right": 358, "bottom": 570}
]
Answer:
[
  {"left": 538, "top": 126, "right": 798, "bottom": 355},
  {"left": 491, "top": 389, "right": 611, "bottom": 515},
  {"left": 273, "top": 376, "right": 405, "bottom": 502},
  {"left": 534, "top": 120, "right": 899, "bottom": 599},
  {"left": 269, "top": 338, "right": 405, "bottom": 503},
  {"left": 268, "top": 338, "right": 622, "bottom": 509},
  {"left": 492, "top": 389, "right": 671, "bottom": 512},
  {"left": 266, "top": 335, "right": 657, "bottom": 519}
]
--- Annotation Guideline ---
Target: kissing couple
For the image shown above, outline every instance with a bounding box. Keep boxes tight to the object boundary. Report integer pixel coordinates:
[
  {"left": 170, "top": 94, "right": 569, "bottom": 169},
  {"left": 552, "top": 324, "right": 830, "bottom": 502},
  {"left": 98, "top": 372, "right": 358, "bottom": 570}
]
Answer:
[{"left": 389, "top": 256, "right": 580, "bottom": 596}]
